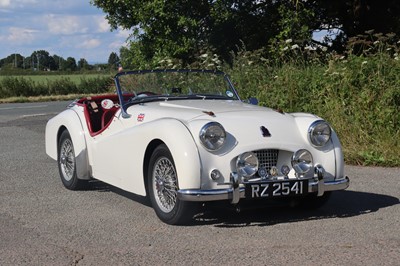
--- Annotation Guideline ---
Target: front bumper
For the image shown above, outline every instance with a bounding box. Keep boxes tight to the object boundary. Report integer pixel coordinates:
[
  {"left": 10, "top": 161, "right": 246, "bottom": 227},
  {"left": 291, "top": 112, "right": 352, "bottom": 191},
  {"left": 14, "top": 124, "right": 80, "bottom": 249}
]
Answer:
[{"left": 178, "top": 175, "right": 350, "bottom": 204}]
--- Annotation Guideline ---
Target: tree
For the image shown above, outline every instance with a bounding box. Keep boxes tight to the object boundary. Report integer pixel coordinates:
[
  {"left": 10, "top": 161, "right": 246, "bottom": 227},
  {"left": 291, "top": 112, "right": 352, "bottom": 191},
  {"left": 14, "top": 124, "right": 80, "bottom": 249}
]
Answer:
[
  {"left": 91, "top": 0, "right": 318, "bottom": 65},
  {"left": 78, "top": 58, "right": 90, "bottom": 70},
  {"left": 31, "top": 50, "right": 56, "bottom": 71},
  {"left": 52, "top": 54, "right": 65, "bottom": 71},
  {"left": 1, "top": 53, "right": 24, "bottom": 68},
  {"left": 90, "top": 1, "right": 400, "bottom": 65},
  {"left": 310, "top": 0, "right": 400, "bottom": 52},
  {"left": 107, "top": 52, "right": 120, "bottom": 69},
  {"left": 63, "top": 57, "right": 77, "bottom": 71}
]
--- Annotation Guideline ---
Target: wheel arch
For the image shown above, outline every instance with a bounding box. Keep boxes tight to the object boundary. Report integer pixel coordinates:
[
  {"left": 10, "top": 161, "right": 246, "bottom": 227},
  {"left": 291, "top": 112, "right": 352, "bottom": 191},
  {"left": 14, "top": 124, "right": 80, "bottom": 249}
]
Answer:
[
  {"left": 143, "top": 139, "right": 165, "bottom": 195},
  {"left": 46, "top": 109, "right": 91, "bottom": 180},
  {"left": 137, "top": 119, "right": 202, "bottom": 195}
]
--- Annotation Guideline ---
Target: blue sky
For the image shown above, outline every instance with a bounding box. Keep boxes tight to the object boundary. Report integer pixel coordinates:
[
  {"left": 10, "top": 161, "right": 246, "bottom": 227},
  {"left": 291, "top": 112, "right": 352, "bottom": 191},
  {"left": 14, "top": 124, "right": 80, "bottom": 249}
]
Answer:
[{"left": 0, "top": 0, "right": 130, "bottom": 63}]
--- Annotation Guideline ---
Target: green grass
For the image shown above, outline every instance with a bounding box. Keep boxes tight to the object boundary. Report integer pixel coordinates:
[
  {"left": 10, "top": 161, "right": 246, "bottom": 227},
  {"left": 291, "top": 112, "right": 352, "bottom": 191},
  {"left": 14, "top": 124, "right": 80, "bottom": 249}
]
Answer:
[
  {"left": 0, "top": 74, "right": 114, "bottom": 98},
  {"left": 0, "top": 74, "right": 111, "bottom": 83}
]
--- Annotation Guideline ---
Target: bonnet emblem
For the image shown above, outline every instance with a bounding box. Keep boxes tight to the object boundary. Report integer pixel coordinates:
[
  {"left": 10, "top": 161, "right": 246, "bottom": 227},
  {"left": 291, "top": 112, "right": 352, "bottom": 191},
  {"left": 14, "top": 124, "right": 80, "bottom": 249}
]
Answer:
[{"left": 260, "top": 126, "right": 271, "bottom": 137}]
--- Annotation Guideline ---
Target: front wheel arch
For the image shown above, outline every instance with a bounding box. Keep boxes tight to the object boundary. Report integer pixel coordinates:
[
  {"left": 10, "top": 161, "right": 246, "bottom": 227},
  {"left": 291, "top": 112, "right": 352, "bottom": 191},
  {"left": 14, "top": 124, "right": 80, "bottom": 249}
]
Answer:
[
  {"left": 143, "top": 139, "right": 165, "bottom": 196},
  {"left": 55, "top": 123, "right": 90, "bottom": 180}
]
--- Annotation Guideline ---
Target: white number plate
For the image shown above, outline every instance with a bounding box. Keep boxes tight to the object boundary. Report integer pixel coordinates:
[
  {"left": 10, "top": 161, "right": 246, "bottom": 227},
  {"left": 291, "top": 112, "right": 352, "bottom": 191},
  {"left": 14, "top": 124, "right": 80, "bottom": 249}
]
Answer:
[{"left": 245, "top": 180, "right": 308, "bottom": 199}]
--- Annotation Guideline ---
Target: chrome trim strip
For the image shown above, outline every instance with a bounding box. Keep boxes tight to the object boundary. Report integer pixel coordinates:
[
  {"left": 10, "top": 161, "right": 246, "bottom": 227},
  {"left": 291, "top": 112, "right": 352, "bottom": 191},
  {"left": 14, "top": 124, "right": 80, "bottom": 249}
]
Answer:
[
  {"left": 177, "top": 176, "right": 350, "bottom": 202},
  {"left": 177, "top": 188, "right": 245, "bottom": 202}
]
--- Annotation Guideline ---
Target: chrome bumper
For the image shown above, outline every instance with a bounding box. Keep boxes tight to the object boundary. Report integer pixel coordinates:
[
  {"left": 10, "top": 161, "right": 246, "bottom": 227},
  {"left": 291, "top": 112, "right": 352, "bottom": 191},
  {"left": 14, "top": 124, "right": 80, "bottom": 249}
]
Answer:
[{"left": 177, "top": 175, "right": 350, "bottom": 204}]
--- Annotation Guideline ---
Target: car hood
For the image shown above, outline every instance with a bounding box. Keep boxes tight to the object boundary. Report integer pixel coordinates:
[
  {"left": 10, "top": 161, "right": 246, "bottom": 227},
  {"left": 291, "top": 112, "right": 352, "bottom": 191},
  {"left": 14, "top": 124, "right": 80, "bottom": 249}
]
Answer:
[{"left": 128, "top": 100, "right": 318, "bottom": 151}]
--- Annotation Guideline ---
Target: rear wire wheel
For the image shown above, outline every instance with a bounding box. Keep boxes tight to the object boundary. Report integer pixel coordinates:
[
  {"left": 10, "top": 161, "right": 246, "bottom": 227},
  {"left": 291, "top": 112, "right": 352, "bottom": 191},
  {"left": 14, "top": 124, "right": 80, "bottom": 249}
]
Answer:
[
  {"left": 148, "top": 144, "right": 196, "bottom": 225},
  {"left": 58, "top": 130, "right": 86, "bottom": 190}
]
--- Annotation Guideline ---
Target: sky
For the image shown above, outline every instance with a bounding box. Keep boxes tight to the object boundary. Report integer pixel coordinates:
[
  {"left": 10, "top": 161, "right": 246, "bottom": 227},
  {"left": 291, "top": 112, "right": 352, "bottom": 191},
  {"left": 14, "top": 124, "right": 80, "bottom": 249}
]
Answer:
[{"left": 0, "top": 0, "right": 131, "bottom": 63}]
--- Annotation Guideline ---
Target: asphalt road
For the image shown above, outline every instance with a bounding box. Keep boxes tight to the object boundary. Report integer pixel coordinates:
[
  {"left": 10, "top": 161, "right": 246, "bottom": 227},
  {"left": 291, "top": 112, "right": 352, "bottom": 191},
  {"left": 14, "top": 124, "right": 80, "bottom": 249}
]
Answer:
[{"left": 0, "top": 101, "right": 399, "bottom": 265}]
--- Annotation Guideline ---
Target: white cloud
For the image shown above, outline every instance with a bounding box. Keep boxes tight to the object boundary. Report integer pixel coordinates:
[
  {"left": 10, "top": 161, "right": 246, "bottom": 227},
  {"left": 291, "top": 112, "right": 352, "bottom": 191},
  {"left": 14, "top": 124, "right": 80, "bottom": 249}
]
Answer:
[
  {"left": 0, "top": 0, "right": 10, "bottom": 8},
  {"left": 77, "top": 38, "right": 101, "bottom": 49},
  {"left": 7, "top": 27, "right": 37, "bottom": 43},
  {"left": 96, "top": 15, "right": 110, "bottom": 33},
  {"left": 47, "top": 14, "right": 88, "bottom": 35},
  {"left": 1, "top": 0, "right": 37, "bottom": 9},
  {"left": 108, "top": 41, "right": 125, "bottom": 50},
  {"left": 117, "top": 29, "right": 131, "bottom": 39}
]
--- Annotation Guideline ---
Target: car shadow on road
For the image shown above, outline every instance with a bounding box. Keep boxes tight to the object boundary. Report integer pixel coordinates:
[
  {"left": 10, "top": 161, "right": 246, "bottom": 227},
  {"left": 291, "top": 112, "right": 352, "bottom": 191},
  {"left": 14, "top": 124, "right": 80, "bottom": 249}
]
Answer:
[
  {"left": 192, "top": 190, "right": 399, "bottom": 227},
  {"left": 84, "top": 181, "right": 398, "bottom": 227},
  {"left": 87, "top": 180, "right": 151, "bottom": 207}
]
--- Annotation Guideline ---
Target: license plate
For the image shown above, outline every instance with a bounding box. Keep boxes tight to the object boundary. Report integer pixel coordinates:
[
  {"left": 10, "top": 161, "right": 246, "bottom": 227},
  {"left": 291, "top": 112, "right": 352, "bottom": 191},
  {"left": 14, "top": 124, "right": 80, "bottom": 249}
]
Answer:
[{"left": 245, "top": 179, "right": 309, "bottom": 199}]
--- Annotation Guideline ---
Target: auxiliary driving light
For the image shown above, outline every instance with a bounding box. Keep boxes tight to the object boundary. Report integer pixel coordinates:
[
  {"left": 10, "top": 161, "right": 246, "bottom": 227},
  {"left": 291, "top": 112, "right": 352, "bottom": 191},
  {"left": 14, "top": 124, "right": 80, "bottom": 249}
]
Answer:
[
  {"left": 291, "top": 149, "right": 313, "bottom": 175},
  {"left": 236, "top": 152, "right": 259, "bottom": 179}
]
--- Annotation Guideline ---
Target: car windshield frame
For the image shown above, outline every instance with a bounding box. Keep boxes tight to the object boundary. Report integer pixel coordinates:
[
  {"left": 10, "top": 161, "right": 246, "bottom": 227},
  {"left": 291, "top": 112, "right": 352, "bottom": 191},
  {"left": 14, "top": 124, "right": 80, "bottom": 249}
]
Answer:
[{"left": 114, "top": 69, "right": 241, "bottom": 118}]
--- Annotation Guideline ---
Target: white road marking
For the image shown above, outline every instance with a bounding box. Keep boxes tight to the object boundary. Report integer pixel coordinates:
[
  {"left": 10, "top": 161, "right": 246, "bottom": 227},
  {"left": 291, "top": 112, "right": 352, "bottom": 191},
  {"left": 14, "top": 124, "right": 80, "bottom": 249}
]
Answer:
[
  {"left": 0, "top": 105, "right": 48, "bottom": 111},
  {"left": 20, "top": 113, "right": 56, "bottom": 118}
]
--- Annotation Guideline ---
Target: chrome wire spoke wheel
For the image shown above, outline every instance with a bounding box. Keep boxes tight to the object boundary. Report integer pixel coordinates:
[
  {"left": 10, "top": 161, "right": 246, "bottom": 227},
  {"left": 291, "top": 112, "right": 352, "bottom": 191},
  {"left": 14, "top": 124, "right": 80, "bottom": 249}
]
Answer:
[
  {"left": 59, "top": 138, "right": 75, "bottom": 182},
  {"left": 152, "top": 156, "right": 178, "bottom": 213}
]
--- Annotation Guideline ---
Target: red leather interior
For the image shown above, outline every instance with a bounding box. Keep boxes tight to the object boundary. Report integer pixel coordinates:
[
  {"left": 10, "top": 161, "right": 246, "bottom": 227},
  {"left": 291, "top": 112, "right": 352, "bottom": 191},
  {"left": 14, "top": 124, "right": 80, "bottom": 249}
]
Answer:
[{"left": 76, "top": 94, "right": 126, "bottom": 137}]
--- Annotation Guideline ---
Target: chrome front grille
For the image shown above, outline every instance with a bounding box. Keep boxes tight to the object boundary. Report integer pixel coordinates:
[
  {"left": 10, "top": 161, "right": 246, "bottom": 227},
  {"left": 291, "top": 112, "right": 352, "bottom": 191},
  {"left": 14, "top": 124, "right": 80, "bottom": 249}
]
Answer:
[{"left": 254, "top": 149, "right": 279, "bottom": 176}]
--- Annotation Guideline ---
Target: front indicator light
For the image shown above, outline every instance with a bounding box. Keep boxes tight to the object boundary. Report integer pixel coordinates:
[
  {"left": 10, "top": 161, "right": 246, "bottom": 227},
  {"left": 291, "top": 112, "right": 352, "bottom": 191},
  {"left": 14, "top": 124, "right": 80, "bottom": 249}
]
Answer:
[{"left": 210, "top": 169, "right": 222, "bottom": 181}]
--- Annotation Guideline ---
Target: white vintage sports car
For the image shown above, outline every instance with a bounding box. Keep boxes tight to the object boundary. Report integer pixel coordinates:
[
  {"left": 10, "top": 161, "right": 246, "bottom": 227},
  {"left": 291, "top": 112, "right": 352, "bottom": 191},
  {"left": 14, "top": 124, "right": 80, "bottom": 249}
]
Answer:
[{"left": 46, "top": 69, "right": 350, "bottom": 224}]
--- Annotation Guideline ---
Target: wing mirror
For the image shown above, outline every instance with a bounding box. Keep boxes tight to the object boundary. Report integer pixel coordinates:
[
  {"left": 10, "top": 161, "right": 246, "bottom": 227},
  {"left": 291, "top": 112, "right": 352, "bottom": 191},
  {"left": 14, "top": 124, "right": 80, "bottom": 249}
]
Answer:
[{"left": 247, "top": 97, "right": 259, "bottom": 105}]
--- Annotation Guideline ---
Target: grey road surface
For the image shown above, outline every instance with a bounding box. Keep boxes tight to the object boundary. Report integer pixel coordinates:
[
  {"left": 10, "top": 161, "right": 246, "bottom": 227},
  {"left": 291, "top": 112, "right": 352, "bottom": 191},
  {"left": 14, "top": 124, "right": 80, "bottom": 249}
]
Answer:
[{"left": 0, "top": 101, "right": 399, "bottom": 265}]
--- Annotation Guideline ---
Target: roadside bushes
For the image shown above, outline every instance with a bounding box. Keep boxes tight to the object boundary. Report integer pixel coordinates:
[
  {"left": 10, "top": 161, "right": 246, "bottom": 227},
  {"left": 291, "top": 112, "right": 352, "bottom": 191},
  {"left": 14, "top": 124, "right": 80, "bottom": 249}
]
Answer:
[
  {"left": 0, "top": 75, "right": 114, "bottom": 98},
  {"left": 224, "top": 34, "right": 400, "bottom": 166}
]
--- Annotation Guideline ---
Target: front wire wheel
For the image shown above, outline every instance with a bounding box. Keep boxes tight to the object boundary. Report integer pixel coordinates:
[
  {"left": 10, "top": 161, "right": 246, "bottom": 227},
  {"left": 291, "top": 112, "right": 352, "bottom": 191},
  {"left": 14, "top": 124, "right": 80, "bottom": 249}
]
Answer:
[
  {"left": 58, "top": 130, "right": 86, "bottom": 190},
  {"left": 148, "top": 144, "right": 196, "bottom": 225},
  {"left": 152, "top": 156, "right": 178, "bottom": 213}
]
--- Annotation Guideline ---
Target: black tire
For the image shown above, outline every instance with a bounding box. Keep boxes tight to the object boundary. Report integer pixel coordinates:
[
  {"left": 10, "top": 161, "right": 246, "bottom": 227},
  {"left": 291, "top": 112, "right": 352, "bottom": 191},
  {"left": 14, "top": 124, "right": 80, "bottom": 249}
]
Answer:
[
  {"left": 58, "top": 130, "right": 86, "bottom": 190},
  {"left": 147, "top": 144, "right": 196, "bottom": 225},
  {"left": 298, "top": 192, "right": 332, "bottom": 210}
]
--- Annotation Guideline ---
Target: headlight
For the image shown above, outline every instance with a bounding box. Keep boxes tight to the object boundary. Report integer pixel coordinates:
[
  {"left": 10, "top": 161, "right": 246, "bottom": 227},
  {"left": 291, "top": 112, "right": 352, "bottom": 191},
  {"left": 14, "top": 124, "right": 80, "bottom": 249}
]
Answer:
[
  {"left": 236, "top": 152, "right": 259, "bottom": 178},
  {"left": 308, "top": 120, "right": 332, "bottom": 147},
  {"left": 291, "top": 149, "right": 313, "bottom": 175},
  {"left": 199, "top": 122, "right": 226, "bottom": 151}
]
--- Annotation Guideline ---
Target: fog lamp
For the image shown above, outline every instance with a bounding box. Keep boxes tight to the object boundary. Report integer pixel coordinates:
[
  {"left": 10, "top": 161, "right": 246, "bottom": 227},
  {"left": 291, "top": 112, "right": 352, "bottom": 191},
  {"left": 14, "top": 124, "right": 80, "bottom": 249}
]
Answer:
[
  {"left": 236, "top": 152, "right": 258, "bottom": 179},
  {"left": 291, "top": 149, "right": 313, "bottom": 175}
]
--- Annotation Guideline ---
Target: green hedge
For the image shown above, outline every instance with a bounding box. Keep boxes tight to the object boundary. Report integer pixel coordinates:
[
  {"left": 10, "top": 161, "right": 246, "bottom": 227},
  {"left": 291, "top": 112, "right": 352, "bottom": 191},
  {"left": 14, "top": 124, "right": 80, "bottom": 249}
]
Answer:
[{"left": 0, "top": 75, "right": 114, "bottom": 98}]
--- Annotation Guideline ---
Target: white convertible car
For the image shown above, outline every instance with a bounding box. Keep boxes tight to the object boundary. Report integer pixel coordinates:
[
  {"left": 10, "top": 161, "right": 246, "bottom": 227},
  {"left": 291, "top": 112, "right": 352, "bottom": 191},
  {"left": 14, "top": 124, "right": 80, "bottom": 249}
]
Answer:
[{"left": 46, "top": 69, "right": 350, "bottom": 224}]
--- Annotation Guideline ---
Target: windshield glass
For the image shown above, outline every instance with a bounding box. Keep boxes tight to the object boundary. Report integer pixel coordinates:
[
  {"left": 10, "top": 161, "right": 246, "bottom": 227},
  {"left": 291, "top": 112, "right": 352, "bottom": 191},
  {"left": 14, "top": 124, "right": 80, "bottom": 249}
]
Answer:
[{"left": 115, "top": 69, "right": 240, "bottom": 109}]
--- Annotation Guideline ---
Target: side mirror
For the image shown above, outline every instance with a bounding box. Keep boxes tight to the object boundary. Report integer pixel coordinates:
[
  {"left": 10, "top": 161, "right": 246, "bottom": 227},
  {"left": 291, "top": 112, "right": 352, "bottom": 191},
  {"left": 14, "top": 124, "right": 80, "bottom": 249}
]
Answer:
[{"left": 248, "top": 97, "right": 259, "bottom": 105}]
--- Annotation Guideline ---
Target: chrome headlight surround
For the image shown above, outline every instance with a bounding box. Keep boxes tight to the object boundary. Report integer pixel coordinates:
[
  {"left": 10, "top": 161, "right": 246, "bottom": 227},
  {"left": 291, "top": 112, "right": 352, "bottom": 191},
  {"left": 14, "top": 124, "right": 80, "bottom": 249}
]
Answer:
[
  {"left": 308, "top": 120, "right": 332, "bottom": 147},
  {"left": 236, "top": 152, "right": 259, "bottom": 179},
  {"left": 291, "top": 149, "right": 313, "bottom": 175},
  {"left": 199, "top": 122, "right": 226, "bottom": 151}
]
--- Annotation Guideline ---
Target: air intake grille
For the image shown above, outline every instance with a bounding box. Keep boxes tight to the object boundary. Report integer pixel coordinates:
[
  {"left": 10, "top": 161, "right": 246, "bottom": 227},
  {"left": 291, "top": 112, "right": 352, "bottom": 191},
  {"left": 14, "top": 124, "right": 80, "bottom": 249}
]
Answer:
[{"left": 254, "top": 149, "right": 279, "bottom": 175}]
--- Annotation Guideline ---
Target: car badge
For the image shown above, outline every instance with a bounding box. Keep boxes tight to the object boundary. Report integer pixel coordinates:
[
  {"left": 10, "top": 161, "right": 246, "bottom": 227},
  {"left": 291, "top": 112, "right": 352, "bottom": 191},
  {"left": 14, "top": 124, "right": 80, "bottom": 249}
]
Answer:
[
  {"left": 260, "top": 126, "right": 271, "bottom": 137},
  {"left": 258, "top": 167, "right": 268, "bottom": 179},
  {"left": 137, "top": 113, "right": 145, "bottom": 122}
]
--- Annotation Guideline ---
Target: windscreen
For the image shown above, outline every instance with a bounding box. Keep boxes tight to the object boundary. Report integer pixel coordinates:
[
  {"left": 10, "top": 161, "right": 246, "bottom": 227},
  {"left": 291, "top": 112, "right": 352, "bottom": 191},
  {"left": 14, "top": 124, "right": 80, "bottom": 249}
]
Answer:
[{"left": 115, "top": 70, "right": 239, "bottom": 106}]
